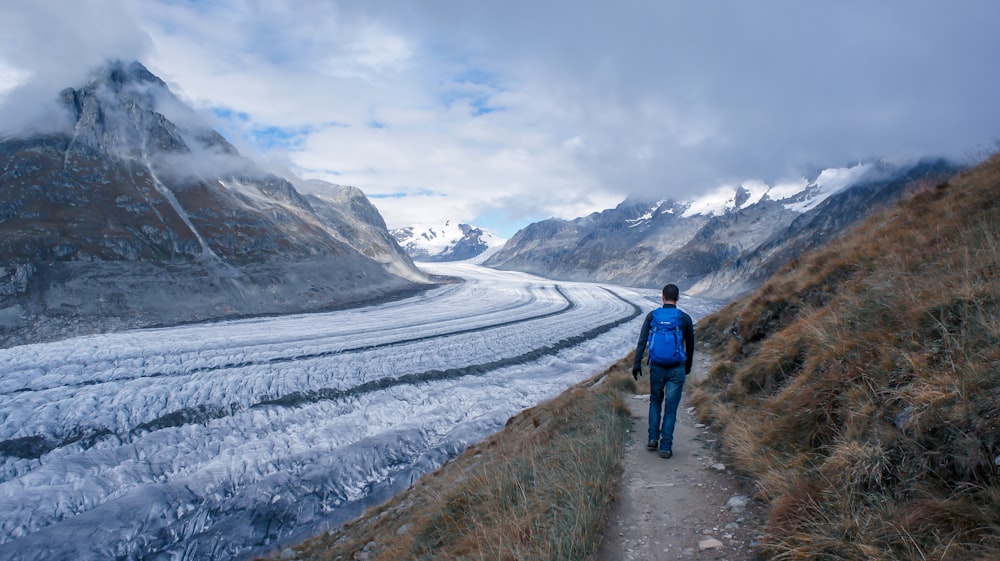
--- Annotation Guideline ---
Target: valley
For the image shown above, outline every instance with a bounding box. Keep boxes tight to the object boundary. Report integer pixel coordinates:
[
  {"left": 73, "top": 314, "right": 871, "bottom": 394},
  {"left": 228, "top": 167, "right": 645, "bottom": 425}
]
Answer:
[{"left": 0, "top": 262, "right": 720, "bottom": 561}]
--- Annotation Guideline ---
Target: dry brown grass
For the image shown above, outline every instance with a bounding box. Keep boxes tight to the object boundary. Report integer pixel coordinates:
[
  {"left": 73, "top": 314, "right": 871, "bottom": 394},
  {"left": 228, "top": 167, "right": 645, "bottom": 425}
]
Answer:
[
  {"left": 258, "top": 359, "right": 637, "bottom": 561},
  {"left": 690, "top": 152, "right": 1000, "bottom": 560}
]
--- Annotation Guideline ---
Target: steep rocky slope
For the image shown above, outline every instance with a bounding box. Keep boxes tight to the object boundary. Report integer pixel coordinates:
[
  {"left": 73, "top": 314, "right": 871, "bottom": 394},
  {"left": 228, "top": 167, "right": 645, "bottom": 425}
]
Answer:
[
  {"left": 0, "top": 60, "right": 426, "bottom": 346},
  {"left": 692, "top": 152, "right": 1000, "bottom": 560}
]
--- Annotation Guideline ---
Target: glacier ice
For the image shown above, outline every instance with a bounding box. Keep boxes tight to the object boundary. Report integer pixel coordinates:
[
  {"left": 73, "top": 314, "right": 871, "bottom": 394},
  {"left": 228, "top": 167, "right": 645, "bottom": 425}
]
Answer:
[{"left": 0, "top": 262, "right": 719, "bottom": 560}]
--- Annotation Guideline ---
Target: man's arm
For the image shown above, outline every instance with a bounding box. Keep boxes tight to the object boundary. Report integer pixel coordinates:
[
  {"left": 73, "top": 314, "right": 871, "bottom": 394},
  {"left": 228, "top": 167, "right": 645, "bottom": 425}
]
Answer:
[
  {"left": 633, "top": 311, "right": 653, "bottom": 371},
  {"left": 684, "top": 313, "right": 695, "bottom": 374}
]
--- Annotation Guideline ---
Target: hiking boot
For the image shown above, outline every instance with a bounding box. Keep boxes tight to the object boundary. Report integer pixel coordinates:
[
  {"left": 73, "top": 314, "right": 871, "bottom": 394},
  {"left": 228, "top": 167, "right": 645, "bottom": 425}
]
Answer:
[
  {"left": 659, "top": 449, "right": 673, "bottom": 459},
  {"left": 646, "top": 440, "right": 658, "bottom": 450}
]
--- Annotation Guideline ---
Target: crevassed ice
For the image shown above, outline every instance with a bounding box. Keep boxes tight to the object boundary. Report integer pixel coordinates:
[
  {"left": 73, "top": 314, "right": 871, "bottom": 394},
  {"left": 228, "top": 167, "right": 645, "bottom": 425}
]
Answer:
[{"left": 0, "top": 262, "right": 720, "bottom": 561}]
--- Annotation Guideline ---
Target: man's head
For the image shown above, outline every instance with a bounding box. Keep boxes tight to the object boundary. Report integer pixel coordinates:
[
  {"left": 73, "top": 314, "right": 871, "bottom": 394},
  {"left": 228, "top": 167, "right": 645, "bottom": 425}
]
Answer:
[{"left": 662, "top": 283, "right": 679, "bottom": 304}]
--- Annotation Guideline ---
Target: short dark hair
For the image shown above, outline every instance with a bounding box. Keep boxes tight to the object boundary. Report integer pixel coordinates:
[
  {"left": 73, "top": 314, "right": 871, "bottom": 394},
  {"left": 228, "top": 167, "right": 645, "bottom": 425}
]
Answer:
[{"left": 662, "top": 284, "right": 679, "bottom": 302}]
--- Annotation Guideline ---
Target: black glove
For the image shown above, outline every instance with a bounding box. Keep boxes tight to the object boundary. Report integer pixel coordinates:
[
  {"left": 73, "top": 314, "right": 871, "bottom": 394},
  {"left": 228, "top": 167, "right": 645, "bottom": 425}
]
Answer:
[{"left": 632, "top": 367, "right": 642, "bottom": 380}]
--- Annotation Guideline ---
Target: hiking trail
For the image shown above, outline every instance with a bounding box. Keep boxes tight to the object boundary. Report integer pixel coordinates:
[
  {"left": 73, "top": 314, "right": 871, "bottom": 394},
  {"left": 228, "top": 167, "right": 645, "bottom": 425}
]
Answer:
[{"left": 596, "top": 354, "right": 766, "bottom": 561}]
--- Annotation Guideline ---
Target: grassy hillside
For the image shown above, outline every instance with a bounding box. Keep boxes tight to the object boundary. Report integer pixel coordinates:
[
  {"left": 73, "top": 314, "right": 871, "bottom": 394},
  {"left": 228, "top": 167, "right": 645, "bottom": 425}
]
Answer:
[
  {"left": 690, "top": 153, "right": 1000, "bottom": 560},
  {"left": 260, "top": 361, "right": 636, "bottom": 561}
]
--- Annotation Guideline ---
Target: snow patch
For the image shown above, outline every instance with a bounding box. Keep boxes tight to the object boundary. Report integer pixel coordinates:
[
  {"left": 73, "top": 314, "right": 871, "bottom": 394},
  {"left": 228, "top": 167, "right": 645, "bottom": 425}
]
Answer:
[
  {"left": 784, "top": 163, "right": 874, "bottom": 213},
  {"left": 680, "top": 163, "right": 875, "bottom": 217},
  {"left": 681, "top": 184, "right": 744, "bottom": 217},
  {"left": 626, "top": 200, "right": 668, "bottom": 227}
]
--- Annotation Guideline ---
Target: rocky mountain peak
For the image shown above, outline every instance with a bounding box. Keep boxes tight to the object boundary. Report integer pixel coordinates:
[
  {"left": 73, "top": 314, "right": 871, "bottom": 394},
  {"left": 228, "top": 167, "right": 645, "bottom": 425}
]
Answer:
[
  {"left": 57, "top": 59, "right": 234, "bottom": 160},
  {"left": 101, "top": 59, "right": 166, "bottom": 89},
  {"left": 732, "top": 185, "right": 752, "bottom": 210},
  {"left": 0, "top": 60, "right": 425, "bottom": 346}
]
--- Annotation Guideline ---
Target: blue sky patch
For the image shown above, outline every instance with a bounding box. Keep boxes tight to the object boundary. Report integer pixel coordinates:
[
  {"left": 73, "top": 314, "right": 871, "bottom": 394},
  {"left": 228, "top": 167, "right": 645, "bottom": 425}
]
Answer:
[
  {"left": 249, "top": 125, "right": 309, "bottom": 150},
  {"left": 472, "top": 207, "right": 536, "bottom": 239},
  {"left": 369, "top": 187, "right": 442, "bottom": 200},
  {"left": 209, "top": 107, "right": 350, "bottom": 152},
  {"left": 439, "top": 67, "right": 505, "bottom": 116},
  {"left": 211, "top": 107, "right": 250, "bottom": 122},
  {"left": 439, "top": 89, "right": 503, "bottom": 116}
]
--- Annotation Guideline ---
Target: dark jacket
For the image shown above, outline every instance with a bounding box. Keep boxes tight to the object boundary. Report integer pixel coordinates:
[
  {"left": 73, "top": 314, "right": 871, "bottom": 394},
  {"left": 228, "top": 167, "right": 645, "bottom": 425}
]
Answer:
[{"left": 633, "top": 303, "right": 695, "bottom": 374}]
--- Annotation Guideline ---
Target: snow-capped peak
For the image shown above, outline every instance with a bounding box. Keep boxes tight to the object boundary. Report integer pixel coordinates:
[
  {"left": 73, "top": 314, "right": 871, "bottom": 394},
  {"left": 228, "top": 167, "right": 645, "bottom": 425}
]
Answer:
[
  {"left": 681, "top": 181, "right": 769, "bottom": 218},
  {"left": 679, "top": 162, "right": 876, "bottom": 218},
  {"left": 392, "top": 221, "right": 507, "bottom": 263},
  {"left": 783, "top": 163, "right": 875, "bottom": 212}
]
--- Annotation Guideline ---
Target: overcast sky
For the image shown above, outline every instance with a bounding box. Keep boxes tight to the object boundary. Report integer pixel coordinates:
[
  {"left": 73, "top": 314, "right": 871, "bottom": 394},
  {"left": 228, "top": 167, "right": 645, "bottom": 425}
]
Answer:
[{"left": 1, "top": 1, "right": 999, "bottom": 237}]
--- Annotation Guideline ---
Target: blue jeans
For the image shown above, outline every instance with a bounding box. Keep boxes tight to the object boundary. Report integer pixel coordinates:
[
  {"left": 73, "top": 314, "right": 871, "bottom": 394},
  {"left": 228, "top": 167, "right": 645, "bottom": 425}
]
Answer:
[{"left": 648, "top": 363, "right": 686, "bottom": 451}]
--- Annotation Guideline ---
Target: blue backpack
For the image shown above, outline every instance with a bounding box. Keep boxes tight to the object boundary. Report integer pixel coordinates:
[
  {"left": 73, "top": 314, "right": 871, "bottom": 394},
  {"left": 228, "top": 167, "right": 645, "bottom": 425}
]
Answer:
[{"left": 647, "top": 307, "right": 687, "bottom": 366}]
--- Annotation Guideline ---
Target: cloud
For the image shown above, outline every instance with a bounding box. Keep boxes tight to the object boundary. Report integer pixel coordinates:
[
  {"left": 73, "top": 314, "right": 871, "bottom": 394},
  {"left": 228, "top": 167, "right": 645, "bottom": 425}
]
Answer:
[
  {"left": 0, "top": 0, "right": 152, "bottom": 134},
  {"left": 309, "top": 1, "right": 1000, "bottom": 219},
  {"left": 2, "top": 0, "right": 999, "bottom": 237}
]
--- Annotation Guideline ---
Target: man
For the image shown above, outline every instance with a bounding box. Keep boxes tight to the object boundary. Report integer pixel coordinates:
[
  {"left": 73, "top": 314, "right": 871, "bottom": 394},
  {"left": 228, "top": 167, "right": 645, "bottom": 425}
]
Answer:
[{"left": 632, "top": 284, "right": 695, "bottom": 459}]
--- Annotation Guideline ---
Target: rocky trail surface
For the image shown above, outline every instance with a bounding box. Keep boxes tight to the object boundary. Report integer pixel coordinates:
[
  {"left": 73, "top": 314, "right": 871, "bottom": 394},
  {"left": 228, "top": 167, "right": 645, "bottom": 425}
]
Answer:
[{"left": 597, "top": 354, "right": 765, "bottom": 561}]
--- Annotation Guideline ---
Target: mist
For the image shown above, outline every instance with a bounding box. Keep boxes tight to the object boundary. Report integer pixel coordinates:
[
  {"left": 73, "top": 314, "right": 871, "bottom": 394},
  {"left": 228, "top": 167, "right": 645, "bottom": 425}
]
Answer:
[{"left": 0, "top": 0, "right": 150, "bottom": 135}]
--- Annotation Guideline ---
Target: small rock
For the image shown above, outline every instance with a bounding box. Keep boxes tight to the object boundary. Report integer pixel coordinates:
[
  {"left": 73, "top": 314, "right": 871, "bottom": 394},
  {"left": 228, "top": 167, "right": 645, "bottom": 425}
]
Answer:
[
  {"left": 894, "top": 406, "right": 914, "bottom": 431},
  {"left": 726, "top": 495, "right": 751, "bottom": 513},
  {"left": 694, "top": 423, "right": 707, "bottom": 428},
  {"left": 699, "top": 537, "right": 724, "bottom": 551},
  {"left": 725, "top": 522, "right": 740, "bottom": 530},
  {"left": 279, "top": 548, "right": 296, "bottom": 560},
  {"left": 711, "top": 463, "right": 726, "bottom": 471},
  {"left": 352, "top": 541, "right": 377, "bottom": 560},
  {"left": 395, "top": 523, "right": 411, "bottom": 535},
  {"left": 681, "top": 547, "right": 696, "bottom": 557}
]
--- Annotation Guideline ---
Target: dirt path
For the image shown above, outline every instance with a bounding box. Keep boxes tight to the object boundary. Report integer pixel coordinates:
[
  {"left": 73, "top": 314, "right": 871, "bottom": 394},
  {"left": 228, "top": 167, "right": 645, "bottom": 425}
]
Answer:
[{"left": 596, "top": 354, "right": 765, "bottom": 561}]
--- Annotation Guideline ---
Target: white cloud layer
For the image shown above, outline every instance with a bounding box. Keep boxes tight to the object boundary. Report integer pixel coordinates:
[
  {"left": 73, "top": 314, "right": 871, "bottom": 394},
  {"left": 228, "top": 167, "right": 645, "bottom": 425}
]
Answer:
[{"left": 2, "top": 0, "right": 999, "bottom": 236}]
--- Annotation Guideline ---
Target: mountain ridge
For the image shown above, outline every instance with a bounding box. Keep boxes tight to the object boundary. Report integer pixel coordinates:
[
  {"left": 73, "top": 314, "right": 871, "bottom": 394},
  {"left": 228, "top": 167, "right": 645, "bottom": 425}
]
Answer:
[
  {"left": 391, "top": 221, "right": 506, "bottom": 263},
  {"left": 485, "top": 158, "right": 962, "bottom": 299}
]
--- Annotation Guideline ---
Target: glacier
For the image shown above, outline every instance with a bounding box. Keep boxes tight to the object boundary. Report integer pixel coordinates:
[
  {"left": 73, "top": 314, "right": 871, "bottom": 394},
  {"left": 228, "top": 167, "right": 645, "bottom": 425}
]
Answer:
[{"left": 0, "top": 262, "right": 720, "bottom": 560}]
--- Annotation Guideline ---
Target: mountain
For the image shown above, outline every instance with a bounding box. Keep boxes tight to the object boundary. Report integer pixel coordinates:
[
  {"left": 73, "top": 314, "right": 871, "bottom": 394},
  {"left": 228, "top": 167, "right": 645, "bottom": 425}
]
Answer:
[
  {"left": 0, "top": 60, "right": 427, "bottom": 347},
  {"left": 298, "top": 179, "right": 426, "bottom": 278},
  {"left": 484, "top": 159, "right": 961, "bottom": 299},
  {"left": 392, "top": 221, "right": 507, "bottom": 262},
  {"left": 691, "top": 151, "right": 1000, "bottom": 560}
]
